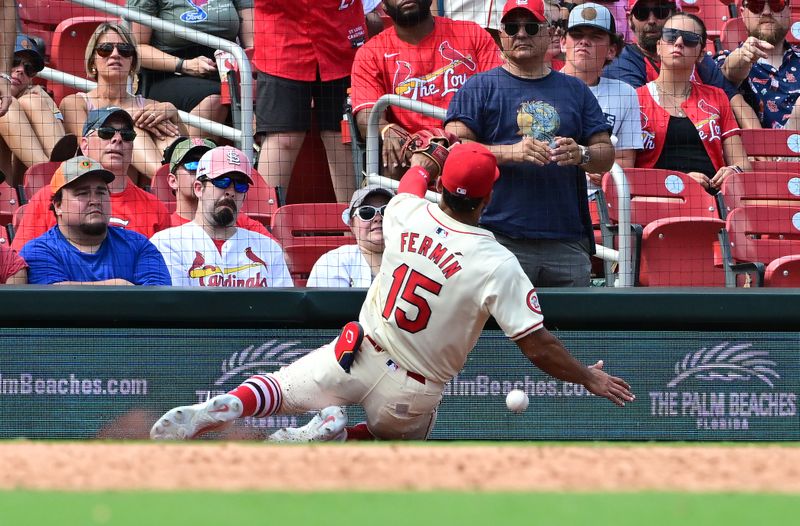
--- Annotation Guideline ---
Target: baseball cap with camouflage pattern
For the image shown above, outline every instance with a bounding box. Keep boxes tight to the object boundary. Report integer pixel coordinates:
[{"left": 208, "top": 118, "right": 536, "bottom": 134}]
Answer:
[
  {"left": 164, "top": 137, "right": 217, "bottom": 173},
  {"left": 50, "top": 156, "right": 115, "bottom": 194}
]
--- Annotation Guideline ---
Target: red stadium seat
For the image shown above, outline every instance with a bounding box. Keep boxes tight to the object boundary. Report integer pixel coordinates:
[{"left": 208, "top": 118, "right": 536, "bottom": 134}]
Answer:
[
  {"left": 680, "top": 0, "right": 736, "bottom": 40},
  {"left": 602, "top": 168, "right": 725, "bottom": 286},
  {"left": 270, "top": 203, "right": 354, "bottom": 286},
  {"left": 50, "top": 16, "right": 118, "bottom": 104},
  {"left": 719, "top": 170, "right": 800, "bottom": 217},
  {"left": 0, "top": 183, "right": 21, "bottom": 245},
  {"left": 739, "top": 129, "right": 800, "bottom": 172},
  {"left": 719, "top": 16, "right": 748, "bottom": 52},
  {"left": 721, "top": 205, "right": 800, "bottom": 286},
  {"left": 150, "top": 164, "right": 176, "bottom": 214},
  {"left": 18, "top": 0, "right": 124, "bottom": 60},
  {"left": 763, "top": 255, "right": 800, "bottom": 286},
  {"left": 241, "top": 169, "right": 280, "bottom": 228},
  {"left": 20, "top": 161, "right": 60, "bottom": 204}
]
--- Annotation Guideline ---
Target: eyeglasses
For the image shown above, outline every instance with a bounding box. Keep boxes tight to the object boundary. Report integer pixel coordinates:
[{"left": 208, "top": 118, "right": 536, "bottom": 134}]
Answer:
[
  {"left": 182, "top": 161, "right": 199, "bottom": 171},
  {"left": 91, "top": 126, "right": 137, "bottom": 142},
  {"left": 12, "top": 58, "right": 37, "bottom": 77},
  {"left": 742, "top": 0, "right": 787, "bottom": 14},
  {"left": 94, "top": 42, "right": 136, "bottom": 59},
  {"left": 354, "top": 204, "right": 386, "bottom": 221},
  {"left": 199, "top": 176, "right": 250, "bottom": 193},
  {"left": 502, "top": 22, "right": 546, "bottom": 37},
  {"left": 631, "top": 5, "right": 673, "bottom": 21},
  {"left": 550, "top": 19, "right": 568, "bottom": 34},
  {"left": 661, "top": 27, "right": 703, "bottom": 48}
]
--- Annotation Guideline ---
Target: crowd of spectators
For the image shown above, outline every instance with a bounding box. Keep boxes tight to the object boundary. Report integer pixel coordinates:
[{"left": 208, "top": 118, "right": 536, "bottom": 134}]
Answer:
[{"left": 1, "top": 0, "right": 798, "bottom": 288}]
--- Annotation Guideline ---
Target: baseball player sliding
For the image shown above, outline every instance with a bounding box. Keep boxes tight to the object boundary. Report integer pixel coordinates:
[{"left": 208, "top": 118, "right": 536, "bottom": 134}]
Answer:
[{"left": 151, "top": 143, "right": 635, "bottom": 442}]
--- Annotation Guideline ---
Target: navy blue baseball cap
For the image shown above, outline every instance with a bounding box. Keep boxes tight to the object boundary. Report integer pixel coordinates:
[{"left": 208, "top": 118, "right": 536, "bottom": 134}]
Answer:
[
  {"left": 14, "top": 34, "right": 44, "bottom": 74},
  {"left": 82, "top": 106, "right": 135, "bottom": 137}
]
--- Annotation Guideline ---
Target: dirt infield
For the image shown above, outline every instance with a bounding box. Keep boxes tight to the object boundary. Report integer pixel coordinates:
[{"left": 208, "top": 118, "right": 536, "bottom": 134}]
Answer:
[{"left": 1, "top": 443, "right": 798, "bottom": 492}]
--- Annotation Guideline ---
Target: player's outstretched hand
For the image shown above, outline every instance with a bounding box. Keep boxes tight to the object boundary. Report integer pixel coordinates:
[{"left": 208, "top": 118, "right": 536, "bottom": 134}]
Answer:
[{"left": 585, "top": 360, "right": 635, "bottom": 407}]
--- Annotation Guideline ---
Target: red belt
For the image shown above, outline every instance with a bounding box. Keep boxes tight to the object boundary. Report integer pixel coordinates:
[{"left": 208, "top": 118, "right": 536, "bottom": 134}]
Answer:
[{"left": 365, "top": 334, "right": 427, "bottom": 385}]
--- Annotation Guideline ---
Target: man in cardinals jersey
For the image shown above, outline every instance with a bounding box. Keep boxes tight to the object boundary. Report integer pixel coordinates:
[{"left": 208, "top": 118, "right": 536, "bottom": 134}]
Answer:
[
  {"left": 161, "top": 136, "right": 274, "bottom": 237},
  {"left": 351, "top": 0, "right": 501, "bottom": 176},
  {"left": 150, "top": 143, "right": 634, "bottom": 442},
  {"left": 149, "top": 146, "right": 292, "bottom": 288},
  {"left": 11, "top": 107, "right": 171, "bottom": 251}
]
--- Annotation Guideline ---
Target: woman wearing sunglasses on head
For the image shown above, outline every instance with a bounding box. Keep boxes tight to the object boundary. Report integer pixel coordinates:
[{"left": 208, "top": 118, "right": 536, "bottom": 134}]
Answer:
[
  {"left": 59, "top": 22, "right": 187, "bottom": 186},
  {"left": 634, "top": 13, "right": 751, "bottom": 192},
  {"left": 0, "top": 35, "right": 70, "bottom": 186},
  {"left": 306, "top": 185, "right": 395, "bottom": 288}
]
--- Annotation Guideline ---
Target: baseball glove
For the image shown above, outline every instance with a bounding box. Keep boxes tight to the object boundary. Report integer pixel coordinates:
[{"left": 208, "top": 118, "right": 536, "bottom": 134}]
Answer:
[{"left": 402, "top": 128, "right": 460, "bottom": 176}]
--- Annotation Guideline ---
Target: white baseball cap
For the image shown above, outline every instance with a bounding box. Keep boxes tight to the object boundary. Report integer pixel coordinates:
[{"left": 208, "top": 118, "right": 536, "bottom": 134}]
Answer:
[
  {"left": 195, "top": 146, "right": 253, "bottom": 183},
  {"left": 567, "top": 3, "right": 616, "bottom": 35},
  {"left": 342, "top": 184, "right": 395, "bottom": 225}
]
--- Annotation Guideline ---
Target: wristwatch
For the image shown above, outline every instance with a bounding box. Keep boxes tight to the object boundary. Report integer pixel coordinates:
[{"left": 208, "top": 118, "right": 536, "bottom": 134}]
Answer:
[{"left": 578, "top": 145, "right": 591, "bottom": 165}]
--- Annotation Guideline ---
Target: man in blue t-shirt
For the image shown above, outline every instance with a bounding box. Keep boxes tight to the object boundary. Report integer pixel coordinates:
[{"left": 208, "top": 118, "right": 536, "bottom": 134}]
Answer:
[
  {"left": 445, "top": 0, "right": 613, "bottom": 287},
  {"left": 20, "top": 157, "right": 171, "bottom": 286}
]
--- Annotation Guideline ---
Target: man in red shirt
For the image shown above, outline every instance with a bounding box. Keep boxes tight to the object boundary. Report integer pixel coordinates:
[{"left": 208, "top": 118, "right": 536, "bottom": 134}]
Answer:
[
  {"left": 350, "top": 0, "right": 501, "bottom": 177},
  {"left": 163, "top": 137, "right": 274, "bottom": 238},
  {"left": 11, "top": 107, "right": 171, "bottom": 251},
  {"left": 252, "top": 0, "right": 367, "bottom": 203}
]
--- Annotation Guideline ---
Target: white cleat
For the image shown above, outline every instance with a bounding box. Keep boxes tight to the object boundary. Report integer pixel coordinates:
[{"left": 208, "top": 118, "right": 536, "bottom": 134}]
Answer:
[
  {"left": 268, "top": 406, "right": 347, "bottom": 443},
  {"left": 150, "top": 394, "right": 243, "bottom": 440}
]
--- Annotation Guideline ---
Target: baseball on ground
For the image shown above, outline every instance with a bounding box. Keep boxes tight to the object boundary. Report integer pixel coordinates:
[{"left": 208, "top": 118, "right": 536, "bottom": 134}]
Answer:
[{"left": 506, "top": 389, "right": 529, "bottom": 413}]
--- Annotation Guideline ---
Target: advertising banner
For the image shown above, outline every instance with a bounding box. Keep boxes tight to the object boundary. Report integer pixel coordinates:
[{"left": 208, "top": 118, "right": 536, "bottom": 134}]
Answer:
[{"left": 0, "top": 329, "right": 796, "bottom": 440}]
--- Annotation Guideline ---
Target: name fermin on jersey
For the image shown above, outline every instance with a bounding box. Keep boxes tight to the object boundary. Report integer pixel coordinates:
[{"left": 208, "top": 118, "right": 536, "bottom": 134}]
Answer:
[{"left": 398, "top": 231, "right": 463, "bottom": 279}]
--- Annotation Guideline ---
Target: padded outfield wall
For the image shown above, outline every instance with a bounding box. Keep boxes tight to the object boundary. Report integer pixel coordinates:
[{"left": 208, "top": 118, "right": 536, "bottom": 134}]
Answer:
[{"left": 0, "top": 287, "right": 797, "bottom": 440}]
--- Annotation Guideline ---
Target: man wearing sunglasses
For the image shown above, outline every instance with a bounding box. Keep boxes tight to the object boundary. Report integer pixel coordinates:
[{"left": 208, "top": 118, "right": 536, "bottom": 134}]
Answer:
[
  {"left": 11, "top": 107, "right": 171, "bottom": 252},
  {"left": 20, "top": 156, "right": 171, "bottom": 286},
  {"left": 351, "top": 0, "right": 502, "bottom": 178},
  {"left": 150, "top": 146, "right": 293, "bottom": 288},
  {"left": 307, "top": 184, "right": 395, "bottom": 288},
  {"left": 718, "top": 0, "right": 800, "bottom": 130},
  {"left": 162, "top": 136, "right": 272, "bottom": 237},
  {"left": 445, "top": 0, "right": 614, "bottom": 287},
  {"left": 602, "top": 0, "right": 739, "bottom": 101}
]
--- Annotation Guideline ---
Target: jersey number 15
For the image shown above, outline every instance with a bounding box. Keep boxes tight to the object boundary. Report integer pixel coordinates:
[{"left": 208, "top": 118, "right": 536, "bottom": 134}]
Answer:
[{"left": 382, "top": 264, "right": 443, "bottom": 333}]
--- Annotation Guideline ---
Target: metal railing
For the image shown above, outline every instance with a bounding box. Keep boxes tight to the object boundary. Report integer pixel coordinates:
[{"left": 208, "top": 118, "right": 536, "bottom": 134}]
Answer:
[
  {"left": 364, "top": 94, "right": 634, "bottom": 287},
  {"left": 38, "top": 0, "right": 254, "bottom": 159}
]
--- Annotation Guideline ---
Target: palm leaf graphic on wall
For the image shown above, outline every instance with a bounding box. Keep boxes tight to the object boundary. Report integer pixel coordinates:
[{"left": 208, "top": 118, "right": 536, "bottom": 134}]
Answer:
[
  {"left": 215, "top": 340, "right": 309, "bottom": 385},
  {"left": 667, "top": 342, "right": 780, "bottom": 388}
]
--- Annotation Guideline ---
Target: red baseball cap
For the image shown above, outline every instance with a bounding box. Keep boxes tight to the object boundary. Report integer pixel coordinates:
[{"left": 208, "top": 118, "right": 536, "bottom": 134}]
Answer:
[
  {"left": 441, "top": 143, "right": 500, "bottom": 200},
  {"left": 501, "top": 0, "right": 547, "bottom": 23}
]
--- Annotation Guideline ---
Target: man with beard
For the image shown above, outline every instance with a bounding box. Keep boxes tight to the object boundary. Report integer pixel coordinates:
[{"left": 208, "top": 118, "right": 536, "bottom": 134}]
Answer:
[
  {"left": 350, "top": 0, "right": 501, "bottom": 177},
  {"left": 718, "top": 0, "right": 800, "bottom": 130},
  {"left": 150, "top": 146, "right": 293, "bottom": 288},
  {"left": 20, "top": 156, "right": 171, "bottom": 285},
  {"left": 11, "top": 107, "right": 171, "bottom": 251},
  {"left": 602, "top": 0, "right": 738, "bottom": 99},
  {"left": 162, "top": 136, "right": 272, "bottom": 237}
]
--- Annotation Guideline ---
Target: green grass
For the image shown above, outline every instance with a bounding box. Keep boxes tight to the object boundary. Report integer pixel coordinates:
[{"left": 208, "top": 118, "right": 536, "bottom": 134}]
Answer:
[{"left": 1, "top": 491, "right": 798, "bottom": 526}]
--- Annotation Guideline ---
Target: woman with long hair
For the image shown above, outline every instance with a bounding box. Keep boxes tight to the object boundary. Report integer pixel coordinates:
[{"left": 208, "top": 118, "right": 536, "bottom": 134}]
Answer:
[
  {"left": 635, "top": 13, "right": 750, "bottom": 192},
  {"left": 59, "top": 22, "right": 187, "bottom": 184}
]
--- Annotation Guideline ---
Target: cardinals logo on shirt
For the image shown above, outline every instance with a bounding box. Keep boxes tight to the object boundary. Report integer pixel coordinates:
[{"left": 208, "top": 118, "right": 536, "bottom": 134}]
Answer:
[
  {"left": 694, "top": 99, "right": 722, "bottom": 143},
  {"left": 393, "top": 41, "right": 477, "bottom": 100},
  {"left": 517, "top": 100, "right": 559, "bottom": 146},
  {"left": 187, "top": 248, "right": 270, "bottom": 287}
]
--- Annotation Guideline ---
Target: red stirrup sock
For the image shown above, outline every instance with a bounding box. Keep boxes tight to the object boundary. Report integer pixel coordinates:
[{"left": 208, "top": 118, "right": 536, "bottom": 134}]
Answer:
[
  {"left": 345, "top": 422, "right": 375, "bottom": 441},
  {"left": 227, "top": 374, "right": 282, "bottom": 417}
]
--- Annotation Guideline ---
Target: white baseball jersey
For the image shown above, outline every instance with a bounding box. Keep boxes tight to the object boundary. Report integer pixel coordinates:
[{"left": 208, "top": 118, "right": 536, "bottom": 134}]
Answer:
[
  {"left": 150, "top": 222, "right": 293, "bottom": 288},
  {"left": 359, "top": 193, "right": 544, "bottom": 383},
  {"left": 307, "top": 244, "right": 373, "bottom": 288}
]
